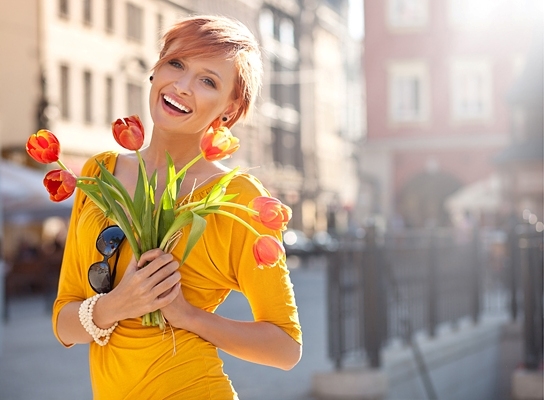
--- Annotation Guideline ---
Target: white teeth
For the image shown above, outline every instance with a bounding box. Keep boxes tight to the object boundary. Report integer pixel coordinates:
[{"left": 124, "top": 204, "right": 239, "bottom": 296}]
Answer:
[{"left": 163, "top": 95, "right": 191, "bottom": 113}]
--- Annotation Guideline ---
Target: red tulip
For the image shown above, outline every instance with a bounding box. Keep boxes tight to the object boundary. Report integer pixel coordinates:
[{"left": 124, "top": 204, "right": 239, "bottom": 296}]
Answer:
[
  {"left": 253, "top": 235, "right": 285, "bottom": 268},
  {"left": 43, "top": 169, "right": 77, "bottom": 202},
  {"left": 200, "top": 126, "right": 240, "bottom": 161},
  {"left": 26, "top": 129, "right": 61, "bottom": 164},
  {"left": 249, "top": 196, "right": 292, "bottom": 231},
  {"left": 111, "top": 115, "right": 145, "bottom": 151}
]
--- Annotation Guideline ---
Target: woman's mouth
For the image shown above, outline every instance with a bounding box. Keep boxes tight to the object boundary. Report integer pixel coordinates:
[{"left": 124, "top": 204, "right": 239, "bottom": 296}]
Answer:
[{"left": 163, "top": 95, "right": 192, "bottom": 114}]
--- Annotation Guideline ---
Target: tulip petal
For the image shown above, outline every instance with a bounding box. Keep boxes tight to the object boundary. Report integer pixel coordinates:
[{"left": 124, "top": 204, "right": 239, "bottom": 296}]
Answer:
[
  {"left": 111, "top": 115, "right": 145, "bottom": 151},
  {"left": 43, "top": 169, "right": 77, "bottom": 202},
  {"left": 248, "top": 196, "right": 292, "bottom": 231},
  {"left": 26, "top": 129, "right": 61, "bottom": 164},
  {"left": 253, "top": 235, "right": 285, "bottom": 268}
]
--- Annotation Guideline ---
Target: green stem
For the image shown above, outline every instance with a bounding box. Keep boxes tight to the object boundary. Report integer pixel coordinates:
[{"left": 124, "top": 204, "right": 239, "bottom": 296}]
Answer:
[
  {"left": 173, "top": 153, "right": 203, "bottom": 181},
  {"left": 205, "top": 209, "right": 260, "bottom": 237},
  {"left": 56, "top": 159, "right": 70, "bottom": 171},
  {"left": 212, "top": 202, "right": 259, "bottom": 215}
]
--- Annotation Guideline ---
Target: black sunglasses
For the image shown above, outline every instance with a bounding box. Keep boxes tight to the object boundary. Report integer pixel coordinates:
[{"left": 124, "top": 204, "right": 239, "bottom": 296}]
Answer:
[{"left": 88, "top": 225, "right": 126, "bottom": 294}]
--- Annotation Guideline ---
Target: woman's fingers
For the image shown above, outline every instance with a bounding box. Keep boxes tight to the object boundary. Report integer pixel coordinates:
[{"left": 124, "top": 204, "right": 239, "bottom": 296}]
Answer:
[
  {"left": 152, "top": 270, "right": 181, "bottom": 297},
  {"left": 113, "top": 249, "right": 181, "bottom": 316}
]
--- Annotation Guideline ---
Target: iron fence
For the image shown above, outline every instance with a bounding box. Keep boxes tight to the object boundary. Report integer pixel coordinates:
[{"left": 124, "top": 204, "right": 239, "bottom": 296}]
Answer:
[
  {"left": 326, "top": 224, "right": 506, "bottom": 370},
  {"left": 516, "top": 225, "right": 543, "bottom": 370}
]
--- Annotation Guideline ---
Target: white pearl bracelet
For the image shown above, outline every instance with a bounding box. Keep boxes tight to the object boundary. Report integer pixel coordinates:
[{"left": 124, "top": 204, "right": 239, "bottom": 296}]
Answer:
[{"left": 78, "top": 293, "right": 118, "bottom": 346}]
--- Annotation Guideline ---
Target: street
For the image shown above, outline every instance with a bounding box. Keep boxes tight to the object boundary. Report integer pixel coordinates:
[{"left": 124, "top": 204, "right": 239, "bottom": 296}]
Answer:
[{"left": 0, "top": 259, "right": 332, "bottom": 400}]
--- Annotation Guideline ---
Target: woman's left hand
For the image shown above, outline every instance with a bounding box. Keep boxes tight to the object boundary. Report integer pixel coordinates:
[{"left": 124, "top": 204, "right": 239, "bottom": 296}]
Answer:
[{"left": 159, "top": 277, "right": 195, "bottom": 328}]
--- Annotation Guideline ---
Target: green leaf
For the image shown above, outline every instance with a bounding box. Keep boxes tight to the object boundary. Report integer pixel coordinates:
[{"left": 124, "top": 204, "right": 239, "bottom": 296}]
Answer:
[
  {"left": 218, "top": 193, "right": 239, "bottom": 203},
  {"left": 95, "top": 179, "right": 142, "bottom": 259},
  {"left": 159, "top": 211, "right": 194, "bottom": 249},
  {"left": 179, "top": 212, "right": 207, "bottom": 265},
  {"left": 95, "top": 161, "right": 141, "bottom": 234},
  {"left": 133, "top": 158, "right": 146, "bottom": 215}
]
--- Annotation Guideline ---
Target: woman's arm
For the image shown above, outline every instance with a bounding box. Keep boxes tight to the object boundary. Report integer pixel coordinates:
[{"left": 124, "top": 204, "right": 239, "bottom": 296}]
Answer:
[
  {"left": 161, "top": 290, "right": 302, "bottom": 371},
  {"left": 56, "top": 250, "right": 181, "bottom": 346}
]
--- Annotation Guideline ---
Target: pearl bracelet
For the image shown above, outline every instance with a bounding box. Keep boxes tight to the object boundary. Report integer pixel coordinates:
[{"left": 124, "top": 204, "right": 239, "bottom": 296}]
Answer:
[{"left": 78, "top": 293, "right": 118, "bottom": 346}]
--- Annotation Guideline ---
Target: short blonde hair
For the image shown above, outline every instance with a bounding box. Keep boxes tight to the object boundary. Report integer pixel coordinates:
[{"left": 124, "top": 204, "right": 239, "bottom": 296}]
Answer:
[{"left": 153, "top": 15, "right": 263, "bottom": 127}]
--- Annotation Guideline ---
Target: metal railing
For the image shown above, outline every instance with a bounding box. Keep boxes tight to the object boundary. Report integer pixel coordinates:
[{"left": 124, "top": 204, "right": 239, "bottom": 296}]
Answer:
[
  {"left": 326, "top": 224, "right": 494, "bottom": 370},
  {"left": 516, "top": 225, "right": 543, "bottom": 370}
]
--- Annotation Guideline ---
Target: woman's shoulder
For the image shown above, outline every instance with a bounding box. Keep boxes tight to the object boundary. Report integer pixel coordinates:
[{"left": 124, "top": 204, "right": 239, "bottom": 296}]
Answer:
[
  {"left": 81, "top": 150, "right": 119, "bottom": 176},
  {"left": 228, "top": 172, "right": 271, "bottom": 200}
]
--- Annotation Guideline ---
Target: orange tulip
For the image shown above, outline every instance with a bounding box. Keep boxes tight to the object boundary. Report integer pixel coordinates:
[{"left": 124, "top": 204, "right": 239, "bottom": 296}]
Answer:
[
  {"left": 200, "top": 126, "right": 240, "bottom": 161},
  {"left": 111, "top": 115, "right": 145, "bottom": 151},
  {"left": 249, "top": 196, "right": 292, "bottom": 231},
  {"left": 43, "top": 169, "right": 77, "bottom": 202},
  {"left": 26, "top": 129, "right": 61, "bottom": 164},
  {"left": 253, "top": 235, "right": 285, "bottom": 268}
]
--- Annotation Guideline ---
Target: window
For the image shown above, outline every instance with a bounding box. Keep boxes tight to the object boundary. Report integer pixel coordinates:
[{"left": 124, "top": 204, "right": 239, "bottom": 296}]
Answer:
[
  {"left": 388, "top": 0, "right": 429, "bottom": 29},
  {"left": 83, "top": 0, "right": 92, "bottom": 25},
  {"left": 126, "top": 3, "right": 143, "bottom": 42},
  {"left": 59, "top": 65, "right": 70, "bottom": 120},
  {"left": 272, "top": 128, "right": 300, "bottom": 168},
  {"left": 105, "top": 0, "right": 114, "bottom": 32},
  {"left": 388, "top": 61, "right": 430, "bottom": 122},
  {"left": 105, "top": 76, "right": 114, "bottom": 125},
  {"left": 450, "top": 59, "right": 492, "bottom": 121},
  {"left": 259, "top": 8, "right": 275, "bottom": 39},
  {"left": 279, "top": 18, "right": 294, "bottom": 46},
  {"left": 83, "top": 71, "right": 93, "bottom": 124},
  {"left": 59, "top": 0, "right": 69, "bottom": 18},
  {"left": 127, "top": 82, "right": 143, "bottom": 117},
  {"left": 448, "top": 0, "right": 495, "bottom": 28}
]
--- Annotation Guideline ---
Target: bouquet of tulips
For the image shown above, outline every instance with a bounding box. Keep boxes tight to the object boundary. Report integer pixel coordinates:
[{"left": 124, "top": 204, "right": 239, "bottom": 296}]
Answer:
[{"left": 26, "top": 115, "right": 291, "bottom": 329}]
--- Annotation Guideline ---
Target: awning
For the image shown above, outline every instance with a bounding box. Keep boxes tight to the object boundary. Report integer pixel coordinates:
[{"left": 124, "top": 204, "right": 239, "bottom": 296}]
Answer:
[
  {"left": 0, "top": 160, "right": 73, "bottom": 224},
  {"left": 445, "top": 175, "right": 502, "bottom": 215}
]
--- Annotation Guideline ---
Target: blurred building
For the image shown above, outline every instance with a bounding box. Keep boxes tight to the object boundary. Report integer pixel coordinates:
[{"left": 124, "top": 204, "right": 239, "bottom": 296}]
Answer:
[
  {"left": 0, "top": 0, "right": 362, "bottom": 235},
  {"left": 360, "top": 0, "right": 538, "bottom": 229},
  {"left": 496, "top": 22, "right": 543, "bottom": 225}
]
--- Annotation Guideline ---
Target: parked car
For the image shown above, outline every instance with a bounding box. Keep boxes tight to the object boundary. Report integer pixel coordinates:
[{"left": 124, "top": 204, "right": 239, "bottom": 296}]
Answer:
[{"left": 283, "top": 229, "right": 314, "bottom": 257}]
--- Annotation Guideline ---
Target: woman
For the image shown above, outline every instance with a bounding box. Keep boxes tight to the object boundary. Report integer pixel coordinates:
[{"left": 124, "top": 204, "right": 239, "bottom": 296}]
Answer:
[{"left": 52, "top": 15, "right": 302, "bottom": 399}]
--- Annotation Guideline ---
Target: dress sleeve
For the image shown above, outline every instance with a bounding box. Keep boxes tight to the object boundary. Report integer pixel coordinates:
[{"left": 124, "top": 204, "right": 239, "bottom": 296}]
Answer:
[
  {"left": 51, "top": 152, "right": 115, "bottom": 347},
  {"left": 226, "top": 175, "right": 303, "bottom": 345}
]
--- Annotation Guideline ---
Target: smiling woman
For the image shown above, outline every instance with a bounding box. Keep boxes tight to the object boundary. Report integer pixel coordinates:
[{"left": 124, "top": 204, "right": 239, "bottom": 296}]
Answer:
[{"left": 50, "top": 15, "right": 301, "bottom": 400}]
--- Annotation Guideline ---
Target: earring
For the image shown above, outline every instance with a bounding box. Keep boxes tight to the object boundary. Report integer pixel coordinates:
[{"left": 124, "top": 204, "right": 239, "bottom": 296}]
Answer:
[
  {"left": 149, "top": 76, "right": 153, "bottom": 82},
  {"left": 221, "top": 116, "right": 228, "bottom": 122}
]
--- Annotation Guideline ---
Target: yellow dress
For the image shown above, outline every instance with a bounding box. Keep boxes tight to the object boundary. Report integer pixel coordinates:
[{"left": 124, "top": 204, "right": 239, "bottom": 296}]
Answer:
[{"left": 52, "top": 151, "right": 302, "bottom": 400}]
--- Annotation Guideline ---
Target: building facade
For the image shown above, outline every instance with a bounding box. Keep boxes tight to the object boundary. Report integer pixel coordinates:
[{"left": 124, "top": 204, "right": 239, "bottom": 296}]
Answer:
[
  {"left": 361, "top": 0, "right": 537, "bottom": 228},
  {"left": 0, "top": 0, "right": 361, "bottom": 235}
]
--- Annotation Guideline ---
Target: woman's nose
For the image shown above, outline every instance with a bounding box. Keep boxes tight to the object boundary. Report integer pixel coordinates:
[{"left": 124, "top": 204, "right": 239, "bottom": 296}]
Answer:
[{"left": 172, "top": 73, "right": 193, "bottom": 95}]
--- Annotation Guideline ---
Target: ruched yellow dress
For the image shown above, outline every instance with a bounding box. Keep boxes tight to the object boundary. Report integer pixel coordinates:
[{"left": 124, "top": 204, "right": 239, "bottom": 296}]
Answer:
[{"left": 52, "top": 151, "right": 302, "bottom": 400}]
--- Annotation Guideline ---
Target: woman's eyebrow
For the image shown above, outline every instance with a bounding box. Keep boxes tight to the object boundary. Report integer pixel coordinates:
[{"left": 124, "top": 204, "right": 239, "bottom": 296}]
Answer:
[{"left": 203, "top": 68, "right": 223, "bottom": 82}]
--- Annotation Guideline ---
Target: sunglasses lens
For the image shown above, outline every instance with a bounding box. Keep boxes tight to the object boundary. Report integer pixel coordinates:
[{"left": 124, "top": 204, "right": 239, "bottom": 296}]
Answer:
[
  {"left": 88, "top": 262, "right": 112, "bottom": 293},
  {"left": 96, "top": 226, "right": 125, "bottom": 257}
]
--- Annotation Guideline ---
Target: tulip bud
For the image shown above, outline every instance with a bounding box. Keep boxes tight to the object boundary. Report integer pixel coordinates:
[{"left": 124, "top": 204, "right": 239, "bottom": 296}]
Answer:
[
  {"left": 43, "top": 169, "right": 77, "bottom": 202},
  {"left": 26, "top": 129, "right": 61, "bottom": 164},
  {"left": 253, "top": 235, "right": 285, "bottom": 268},
  {"left": 248, "top": 196, "right": 292, "bottom": 231},
  {"left": 200, "top": 126, "right": 240, "bottom": 161},
  {"left": 111, "top": 115, "right": 145, "bottom": 151}
]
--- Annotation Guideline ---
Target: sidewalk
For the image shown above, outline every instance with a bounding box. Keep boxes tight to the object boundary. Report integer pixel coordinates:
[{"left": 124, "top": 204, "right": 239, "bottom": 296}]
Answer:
[{"left": 0, "top": 261, "right": 333, "bottom": 400}]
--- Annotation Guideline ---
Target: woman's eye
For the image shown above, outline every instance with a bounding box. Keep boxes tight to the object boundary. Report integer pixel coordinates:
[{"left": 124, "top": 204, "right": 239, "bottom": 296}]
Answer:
[
  {"left": 202, "top": 78, "right": 216, "bottom": 88},
  {"left": 168, "top": 60, "right": 183, "bottom": 69}
]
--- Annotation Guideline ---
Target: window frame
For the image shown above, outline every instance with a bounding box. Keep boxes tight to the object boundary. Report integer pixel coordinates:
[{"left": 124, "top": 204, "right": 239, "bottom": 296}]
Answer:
[{"left": 388, "top": 60, "right": 431, "bottom": 124}]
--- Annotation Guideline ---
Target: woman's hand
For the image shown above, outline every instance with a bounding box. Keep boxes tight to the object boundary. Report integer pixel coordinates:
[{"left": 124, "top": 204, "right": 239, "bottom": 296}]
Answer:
[{"left": 93, "top": 249, "right": 181, "bottom": 328}]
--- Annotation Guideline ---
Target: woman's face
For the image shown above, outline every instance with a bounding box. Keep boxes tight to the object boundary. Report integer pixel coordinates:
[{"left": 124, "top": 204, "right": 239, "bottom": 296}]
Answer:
[{"left": 149, "top": 42, "right": 239, "bottom": 137}]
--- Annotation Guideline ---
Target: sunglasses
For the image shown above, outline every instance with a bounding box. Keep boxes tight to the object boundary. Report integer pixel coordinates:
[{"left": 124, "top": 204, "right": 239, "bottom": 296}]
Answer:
[{"left": 88, "top": 225, "right": 126, "bottom": 294}]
